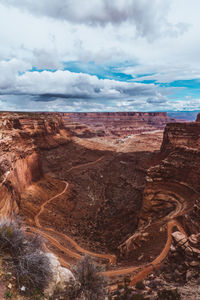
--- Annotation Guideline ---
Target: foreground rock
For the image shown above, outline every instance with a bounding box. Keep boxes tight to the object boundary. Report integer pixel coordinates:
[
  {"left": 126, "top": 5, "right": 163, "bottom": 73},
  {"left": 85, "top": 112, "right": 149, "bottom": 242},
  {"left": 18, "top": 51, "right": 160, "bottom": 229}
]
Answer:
[{"left": 45, "top": 253, "right": 74, "bottom": 297}]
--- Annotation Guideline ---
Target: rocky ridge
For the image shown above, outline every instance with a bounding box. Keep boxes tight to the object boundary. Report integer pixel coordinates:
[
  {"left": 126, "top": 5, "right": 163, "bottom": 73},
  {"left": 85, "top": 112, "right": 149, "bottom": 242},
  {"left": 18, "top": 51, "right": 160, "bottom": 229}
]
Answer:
[{"left": 62, "top": 112, "right": 176, "bottom": 138}]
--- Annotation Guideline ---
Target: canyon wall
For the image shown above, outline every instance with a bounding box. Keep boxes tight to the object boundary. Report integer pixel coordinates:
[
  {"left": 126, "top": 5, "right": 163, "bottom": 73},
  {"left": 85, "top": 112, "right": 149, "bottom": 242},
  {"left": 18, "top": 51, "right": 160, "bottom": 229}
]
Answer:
[
  {"left": 120, "top": 113, "right": 200, "bottom": 256},
  {"left": 151, "top": 117, "right": 200, "bottom": 188},
  {"left": 141, "top": 113, "right": 200, "bottom": 228},
  {"left": 61, "top": 112, "right": 176, "bottom": 137},
  {"left": 0, "top": 112, "right": 70, "bottom": 218}
]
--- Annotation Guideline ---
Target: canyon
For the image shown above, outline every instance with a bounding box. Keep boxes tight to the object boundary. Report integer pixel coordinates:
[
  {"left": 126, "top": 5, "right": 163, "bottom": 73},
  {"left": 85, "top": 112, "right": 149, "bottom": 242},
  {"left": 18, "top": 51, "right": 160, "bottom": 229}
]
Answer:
[{"left": 0, "top": 111, "right": 199, "bottom": 290}]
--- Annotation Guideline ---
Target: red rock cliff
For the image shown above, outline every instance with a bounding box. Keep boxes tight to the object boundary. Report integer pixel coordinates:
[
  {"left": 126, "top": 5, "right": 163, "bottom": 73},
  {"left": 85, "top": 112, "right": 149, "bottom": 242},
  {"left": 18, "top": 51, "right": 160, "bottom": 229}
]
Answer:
[
  {"left": 0, "top": 112, "right": 70, "bottom": 218},
  {"left": 61, "top": 112, "right": 176, "bottom": 137},
  {"left": 140, "top": 116, "right": 200, "bottom": 232}
]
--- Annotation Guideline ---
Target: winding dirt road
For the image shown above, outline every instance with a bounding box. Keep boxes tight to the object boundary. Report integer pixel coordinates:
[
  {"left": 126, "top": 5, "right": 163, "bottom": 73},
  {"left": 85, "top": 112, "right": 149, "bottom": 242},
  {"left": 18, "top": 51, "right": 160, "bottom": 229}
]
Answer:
[
  {"left": 32, "top": 156, "right": 116, "bottom": 264},
  {"left": 27, "top": 156, "right": 197, "bottom": 288},
  {"left": 33, "top": 180, "right": 116, "bottom": 264},
  {"left": 65, "top": 155, "right": 105, "bottom": 173}
]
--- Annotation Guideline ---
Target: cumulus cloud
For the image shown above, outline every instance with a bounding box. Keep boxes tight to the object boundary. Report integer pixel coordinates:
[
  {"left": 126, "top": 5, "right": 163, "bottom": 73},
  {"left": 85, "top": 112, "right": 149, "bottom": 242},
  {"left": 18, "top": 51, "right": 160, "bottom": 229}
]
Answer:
[
  {"left": 0, "top": 64, "right": 161, "bottom": 101},
  {"left": 0, "top": 0, "right": 188, "bottom": 40},
  {"left": 0, "top": 59, "right": 31, "bottom": 91},
  {"left": 0, "top": 0, "right": 199, "bottom": 112}
]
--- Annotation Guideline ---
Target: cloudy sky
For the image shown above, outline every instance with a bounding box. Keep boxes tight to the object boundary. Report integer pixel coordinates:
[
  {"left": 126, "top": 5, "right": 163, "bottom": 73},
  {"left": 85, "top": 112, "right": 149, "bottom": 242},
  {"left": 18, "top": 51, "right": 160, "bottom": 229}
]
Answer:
[{"left": 0, "top": 0, "right": 199, "bottom": 112}]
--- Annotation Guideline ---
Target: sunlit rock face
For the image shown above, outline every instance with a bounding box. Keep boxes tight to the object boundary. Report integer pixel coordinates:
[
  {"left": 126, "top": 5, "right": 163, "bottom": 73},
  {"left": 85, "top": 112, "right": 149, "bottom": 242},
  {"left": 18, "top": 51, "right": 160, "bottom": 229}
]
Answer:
[{"left": 0, "top": 112, "right": 70, "bottom": 219}]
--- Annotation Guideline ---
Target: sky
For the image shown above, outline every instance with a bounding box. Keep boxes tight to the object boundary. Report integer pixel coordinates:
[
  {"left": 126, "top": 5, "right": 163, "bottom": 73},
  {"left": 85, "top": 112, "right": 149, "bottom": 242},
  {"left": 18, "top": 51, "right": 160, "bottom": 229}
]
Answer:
[{"left": 0, "top": 0, "right": 199, "bottom": 112}]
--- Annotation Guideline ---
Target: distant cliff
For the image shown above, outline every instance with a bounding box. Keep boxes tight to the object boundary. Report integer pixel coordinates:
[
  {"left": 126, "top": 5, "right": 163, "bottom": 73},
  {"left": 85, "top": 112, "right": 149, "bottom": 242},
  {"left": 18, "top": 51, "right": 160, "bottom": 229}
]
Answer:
[
  {"left": 161, "top": 122, "right": 200, "bottom": 152},
  {"left": 61, "top": 112, "right": 177, "bottom": 137}
]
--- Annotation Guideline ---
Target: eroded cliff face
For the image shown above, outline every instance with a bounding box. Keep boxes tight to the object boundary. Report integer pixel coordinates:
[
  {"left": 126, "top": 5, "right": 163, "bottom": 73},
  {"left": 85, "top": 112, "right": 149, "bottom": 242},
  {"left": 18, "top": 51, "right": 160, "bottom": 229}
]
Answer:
[
  {"left": 61, "top": 112, "right": 176, "bottom": 137},
  {"left": 120, "top": 114, "right": 200, "bottom": 258},
  {"left": 140, "top": 116, "right": 200, "bottom": 230},
  {"left": 0, "top": 112, "right": 70, "bottom": 218}
]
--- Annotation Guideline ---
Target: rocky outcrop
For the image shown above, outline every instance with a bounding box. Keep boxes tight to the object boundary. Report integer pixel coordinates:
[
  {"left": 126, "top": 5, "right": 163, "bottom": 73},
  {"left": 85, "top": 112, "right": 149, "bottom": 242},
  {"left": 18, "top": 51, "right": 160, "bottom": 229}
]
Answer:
[
  {"left": 45, "top": 252, "right": 74, "bottom": 297},
  {"left": 172, "top": 231, "right": 200, "bottom": 257},
  {"left": 147, "top": 120, "right": 200, "bottom": 193},
  {"left": 139, "top": 120, "right": 200, "bottom": 227},
  {"left": 161, "top": 122, "right": 200, "bottom": 153},
  {"left": 120, "top": 116, "right": 200, "bottom": 257}
]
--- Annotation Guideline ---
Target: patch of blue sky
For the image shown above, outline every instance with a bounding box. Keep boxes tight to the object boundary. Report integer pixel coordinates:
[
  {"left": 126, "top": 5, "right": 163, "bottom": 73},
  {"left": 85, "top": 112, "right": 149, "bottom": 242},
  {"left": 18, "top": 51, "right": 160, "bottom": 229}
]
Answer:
[
  {"left": 167, "top": 81, "right": 200, "bottom": 101},
  {"left": 169, "top": 79, "right": 200, "bottom": 89},
  {"left": 63, "top": 61, "right": 134, "bottom": 81},
  {"left": 135, "top": 79, "right": 158, "bottom": 84},
  {"left": 30, "top": 67, "right": 57, "bottom": 72}
]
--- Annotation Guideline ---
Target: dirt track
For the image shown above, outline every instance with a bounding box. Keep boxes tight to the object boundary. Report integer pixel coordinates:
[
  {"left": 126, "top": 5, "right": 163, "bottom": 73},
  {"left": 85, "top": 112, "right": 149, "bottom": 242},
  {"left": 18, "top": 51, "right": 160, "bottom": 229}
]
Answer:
[{"left": 25, "top": 157, "right": 198, "bottom": 287}]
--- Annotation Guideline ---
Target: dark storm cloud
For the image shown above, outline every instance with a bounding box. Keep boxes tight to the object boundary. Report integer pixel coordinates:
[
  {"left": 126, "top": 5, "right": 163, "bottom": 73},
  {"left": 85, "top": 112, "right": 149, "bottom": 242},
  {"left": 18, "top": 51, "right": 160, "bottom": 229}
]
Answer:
[
  {"left": 0, "top": 0, "right": 185, "bottom": 39},
  {"left": 32, "top": 93, "right": 93, "bottom": 102},
  {"left": 146, "top": 97, "right": 167, "bottom": 104}
]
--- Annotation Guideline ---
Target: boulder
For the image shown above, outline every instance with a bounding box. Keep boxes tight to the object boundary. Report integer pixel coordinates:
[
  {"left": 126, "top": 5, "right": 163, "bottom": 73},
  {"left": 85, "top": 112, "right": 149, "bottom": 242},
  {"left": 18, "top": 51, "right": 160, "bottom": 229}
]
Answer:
[
  {"left": 172, "top": 231, "right": 188, "bottom": 248},
  {"left": 44, "top": 253, "right": 75, "bottom": 297},
  {"left": 189, "top": 234, "right": 200, "bottom": 245}
]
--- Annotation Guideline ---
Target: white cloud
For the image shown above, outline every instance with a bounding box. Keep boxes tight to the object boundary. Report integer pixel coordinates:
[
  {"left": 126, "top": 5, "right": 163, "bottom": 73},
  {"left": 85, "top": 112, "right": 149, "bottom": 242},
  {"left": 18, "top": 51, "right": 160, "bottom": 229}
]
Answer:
[
  {"left": 123, "top": 64, "right": 200, "bottom": 83},
  {"left": 0, "top": 0, "right": 186, "bottom": 40},
  {"left": 0, "top": 59, "right": 31, "bottom": 90},
  {"left": 0, "top": 0, "right": 199, "bottom": 111},
  {"left": 0, "top": 66, "right": 161, "bottom": 99}
]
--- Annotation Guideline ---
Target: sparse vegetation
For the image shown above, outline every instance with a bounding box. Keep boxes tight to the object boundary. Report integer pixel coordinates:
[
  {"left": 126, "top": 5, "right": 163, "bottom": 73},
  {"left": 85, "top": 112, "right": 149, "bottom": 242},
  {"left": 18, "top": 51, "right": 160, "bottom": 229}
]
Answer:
[
  {"left": 156, "top": 288, "right": 181, "bottom": 300},
  {"left": 111, "top": 278, "right": 148, "bottom": 300},
  {"left": 135, "top": 280, "right": 145, "bottom": 290},
  {"left": 0, "top": 219, "right": 52, "bottom": 295},
  {"left": 4, "top": 290, "right": 13, "bottom": 299},
  {"left": 72, "top": 254, "right": 107, "bottom": 299},
  {"left": 53, "top": 254, "right": 107, "bottom": 299}
]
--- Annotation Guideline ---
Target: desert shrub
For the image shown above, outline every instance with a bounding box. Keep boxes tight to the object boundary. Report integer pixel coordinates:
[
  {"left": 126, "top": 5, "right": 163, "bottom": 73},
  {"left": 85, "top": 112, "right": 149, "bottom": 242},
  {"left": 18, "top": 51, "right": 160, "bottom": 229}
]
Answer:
[
  {"left": 51, "top": 278, "right": 81, "bottom": 300},
  {"left": 156, "top": 288, "right": 181, "bottom": 300},
  {"left": 0, "top": 219, "right": 26, "bottom": 256},
  {"left": 56, "top": 255, "right": 107, "bottom": 300},
  {"left": 4, "top": 290, "right": 13, "bottom": 299},
  {"left": 135, "top": 280, "right": 145, "bottom": 290},
  {"left": 0, "top": 219, "right": 52, "bottom": 294},
  {"left": 73, "top": 255, "right": 107, "bottom": 300},
  {"left": 14, "top": 250, "right": 52, "bottom": 291}
]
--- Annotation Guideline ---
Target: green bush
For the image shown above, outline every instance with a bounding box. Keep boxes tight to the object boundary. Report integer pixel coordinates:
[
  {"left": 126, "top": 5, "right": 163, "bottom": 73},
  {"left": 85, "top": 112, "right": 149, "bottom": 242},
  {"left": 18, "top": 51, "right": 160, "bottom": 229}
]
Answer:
[{"left": 4, "top": 290, "right": 13, "bottom": 299}]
